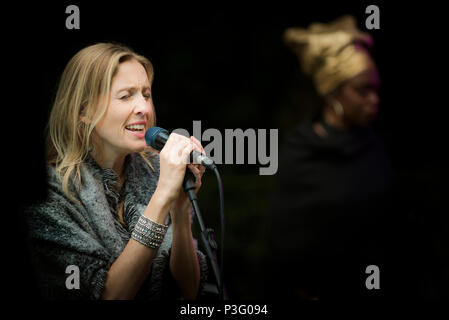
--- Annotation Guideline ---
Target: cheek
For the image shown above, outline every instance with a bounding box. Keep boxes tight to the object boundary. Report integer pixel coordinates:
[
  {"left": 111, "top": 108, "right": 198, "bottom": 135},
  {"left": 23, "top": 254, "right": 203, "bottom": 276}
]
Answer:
[
  {"left": 110, "top": 102, "right": 131, "bottom": 125},
  {"left": 343, "top": 90, "right": 366, "bottom": 114},
  {"left": 95, "top": 104, "right": 129, "bottom": 137}
]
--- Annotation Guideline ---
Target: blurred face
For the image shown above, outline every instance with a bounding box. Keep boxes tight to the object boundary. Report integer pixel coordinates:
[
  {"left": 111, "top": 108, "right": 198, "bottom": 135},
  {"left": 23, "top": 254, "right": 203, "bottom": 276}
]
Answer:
[
  {"left": 335, "top": 62, "right": 380, "bottom": 127},
  {"left": 92, "top": 58, "right": 154, "bottom": 157}
]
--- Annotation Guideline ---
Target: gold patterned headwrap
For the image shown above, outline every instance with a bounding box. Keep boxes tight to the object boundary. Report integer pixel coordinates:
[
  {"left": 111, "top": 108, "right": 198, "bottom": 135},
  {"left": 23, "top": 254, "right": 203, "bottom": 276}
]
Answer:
[{"left": 284, "top": 15, "right": 374, "bottom": 96}]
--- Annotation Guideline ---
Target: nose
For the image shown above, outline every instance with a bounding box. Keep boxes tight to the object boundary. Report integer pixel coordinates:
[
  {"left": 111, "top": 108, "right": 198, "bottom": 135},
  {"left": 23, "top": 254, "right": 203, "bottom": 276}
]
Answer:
[
  {"left": 368, "top": 91, "right": 379, "bottom": 106},
  {"left": 134, "top": 94, "right": 152, "bottom": 118}
]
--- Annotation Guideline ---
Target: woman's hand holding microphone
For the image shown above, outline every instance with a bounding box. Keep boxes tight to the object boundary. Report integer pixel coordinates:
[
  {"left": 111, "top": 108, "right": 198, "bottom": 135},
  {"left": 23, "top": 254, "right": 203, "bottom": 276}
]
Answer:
[{"left": 154, "top": 133, "right": 206, "bottom": 226}]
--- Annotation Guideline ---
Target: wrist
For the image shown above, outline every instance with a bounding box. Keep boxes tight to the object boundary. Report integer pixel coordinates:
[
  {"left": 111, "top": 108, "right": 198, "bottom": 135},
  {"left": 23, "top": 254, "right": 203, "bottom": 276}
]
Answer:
[
  {"left": 153, "top": 186, "right": 175, "bottom": 207},
  {"left": 155, "top": 176, "right": 185, "bottom": 202},
  {"left": 145, "top": 188, "right": 172, "bottom": 225},
  {"left": 171, "top": 217, "right": 192, "bottom": 237},
  {"left": 170, "top": 205, "right": 191, "bottom": 227}
]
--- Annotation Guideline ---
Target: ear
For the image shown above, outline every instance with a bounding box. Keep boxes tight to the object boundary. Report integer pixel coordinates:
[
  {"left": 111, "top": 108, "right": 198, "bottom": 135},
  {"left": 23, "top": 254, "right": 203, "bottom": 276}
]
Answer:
[
  {"left": 79, "top": 105, "right": 91, "bottom": 125},
  {"left": 79, "top": 116, "right": 91, "bottom": 124},
  {"left": 79, "top": 114, "right": 91, "bottom": 125}
]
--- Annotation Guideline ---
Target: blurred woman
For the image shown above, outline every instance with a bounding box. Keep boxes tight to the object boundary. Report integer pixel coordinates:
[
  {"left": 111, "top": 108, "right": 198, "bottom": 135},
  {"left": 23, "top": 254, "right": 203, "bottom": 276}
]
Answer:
[{"left": 270, "top": 15, "right": 394, "bottom": 300}]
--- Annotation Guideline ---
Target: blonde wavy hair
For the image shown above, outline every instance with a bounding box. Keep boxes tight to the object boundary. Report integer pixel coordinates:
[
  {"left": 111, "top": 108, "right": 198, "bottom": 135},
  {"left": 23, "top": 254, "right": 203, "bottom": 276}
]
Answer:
[{"left": 46, "top": 42, "right": 156, "bottom": 210}]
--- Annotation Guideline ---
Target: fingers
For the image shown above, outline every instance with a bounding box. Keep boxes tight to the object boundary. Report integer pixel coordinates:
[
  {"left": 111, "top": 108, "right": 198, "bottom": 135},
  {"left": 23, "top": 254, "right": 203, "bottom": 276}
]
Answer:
[
  {"left": 162, "top": 133, "right": 191, "bottom": 165},
  {"left": 162, "top": 133, "right": 207, "bottom": 172},
  {"left": 189, "top": 136, "right": 208, "bottom": 174},
  {"left": 190, "top": 136, "right": 206, "bottom": 155},
  {"left": 187, "top": 164, "right": 203, "bottom": 192},
  {"left": 158, "top": 133, "right": 206, "bottom": 202},
  {"left": 187, "top": 164, "right": 203, "bottom": 177},
  {"left": 164, "top": 134, "right": 205, "bottom": 155},
  {"left": 180, "top": 143, "right": 195, "bottom": 165},
  {"left": 195, "top": 164, "right": 206, "bottom": 175}
]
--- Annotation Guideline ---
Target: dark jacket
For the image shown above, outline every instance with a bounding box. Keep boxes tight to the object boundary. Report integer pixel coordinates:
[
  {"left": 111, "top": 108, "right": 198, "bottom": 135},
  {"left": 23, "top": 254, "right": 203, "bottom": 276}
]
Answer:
[{"left": 270, "top": 112, "right": 394, "bottom": 299}]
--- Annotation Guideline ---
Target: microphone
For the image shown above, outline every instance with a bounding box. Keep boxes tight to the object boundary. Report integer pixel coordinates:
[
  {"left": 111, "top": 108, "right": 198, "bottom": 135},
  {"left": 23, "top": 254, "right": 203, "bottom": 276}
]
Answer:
[{"left": 145, "top": 126, "right": 216, "bottom": 170}]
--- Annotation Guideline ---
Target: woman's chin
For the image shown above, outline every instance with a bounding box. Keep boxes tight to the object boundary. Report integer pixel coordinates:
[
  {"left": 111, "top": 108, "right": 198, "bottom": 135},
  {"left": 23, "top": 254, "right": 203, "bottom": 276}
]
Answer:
[{"left": 126, "top": 142, "right": 147, "bottom": 154}]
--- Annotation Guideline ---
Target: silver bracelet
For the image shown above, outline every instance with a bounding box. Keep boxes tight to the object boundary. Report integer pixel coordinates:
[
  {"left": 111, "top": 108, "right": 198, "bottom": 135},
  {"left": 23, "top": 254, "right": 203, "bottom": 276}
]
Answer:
[{"left": 131, "top": 215, "right": 168, "bottom": 249}]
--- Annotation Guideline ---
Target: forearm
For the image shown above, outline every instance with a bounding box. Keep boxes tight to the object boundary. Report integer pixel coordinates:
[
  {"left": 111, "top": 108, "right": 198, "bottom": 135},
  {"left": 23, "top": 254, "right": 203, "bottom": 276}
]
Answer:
[
  {"left": 170, "top": 214, "right": 201, "bottom": 300},
  {"left": 101, "top": 189, "right": 171, "bottom": 300}
]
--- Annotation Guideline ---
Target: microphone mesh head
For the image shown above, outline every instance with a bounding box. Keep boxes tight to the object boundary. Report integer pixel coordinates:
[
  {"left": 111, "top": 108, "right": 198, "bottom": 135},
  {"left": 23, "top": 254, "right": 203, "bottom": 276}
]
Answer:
[{"left": 145, "top": 126, "right": 169, "bottom": 150}]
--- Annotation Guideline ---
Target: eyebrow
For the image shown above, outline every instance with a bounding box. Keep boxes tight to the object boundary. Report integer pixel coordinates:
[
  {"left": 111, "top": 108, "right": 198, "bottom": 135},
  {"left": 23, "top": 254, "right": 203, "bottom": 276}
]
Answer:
[{"left": 116, "top": 85, "right": 151, "bottom": 92}]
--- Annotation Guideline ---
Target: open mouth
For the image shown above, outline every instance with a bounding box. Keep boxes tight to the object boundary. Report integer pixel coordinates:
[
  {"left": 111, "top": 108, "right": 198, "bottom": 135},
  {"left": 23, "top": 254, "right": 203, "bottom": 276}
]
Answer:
[{"left": 125, "top": 124, "right": 145, "bottom": 132}]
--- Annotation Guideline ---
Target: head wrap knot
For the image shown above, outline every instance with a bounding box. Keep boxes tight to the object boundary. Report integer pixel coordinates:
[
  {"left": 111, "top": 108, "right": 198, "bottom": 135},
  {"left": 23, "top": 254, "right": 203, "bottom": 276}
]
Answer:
[{"left": 284, "top": 15, "right": 374, "bottom": 96}]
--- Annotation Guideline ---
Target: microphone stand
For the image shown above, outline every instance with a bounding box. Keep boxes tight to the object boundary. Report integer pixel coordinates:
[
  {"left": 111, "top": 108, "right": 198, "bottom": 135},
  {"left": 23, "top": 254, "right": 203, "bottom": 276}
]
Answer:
[{"left": 183, "top": 170, "right": 223, "bottom": 300}]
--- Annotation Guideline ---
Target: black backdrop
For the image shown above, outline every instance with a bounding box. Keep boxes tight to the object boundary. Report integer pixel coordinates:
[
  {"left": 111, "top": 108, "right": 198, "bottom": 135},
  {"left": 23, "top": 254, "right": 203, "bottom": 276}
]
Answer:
[{"left": 5, "top": 1, "right": 447, "bottom": 302}]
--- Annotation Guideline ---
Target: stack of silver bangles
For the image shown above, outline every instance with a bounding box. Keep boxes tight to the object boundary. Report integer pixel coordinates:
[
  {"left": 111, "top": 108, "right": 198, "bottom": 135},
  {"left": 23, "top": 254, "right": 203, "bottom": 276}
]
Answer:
[{"left": 131, "top": 215, "right": 168, "bottom": 249}]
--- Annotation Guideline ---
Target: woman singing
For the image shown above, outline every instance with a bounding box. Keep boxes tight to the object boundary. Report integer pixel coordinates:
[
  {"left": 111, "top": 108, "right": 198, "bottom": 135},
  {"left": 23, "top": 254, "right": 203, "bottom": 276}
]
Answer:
[{"left": 25, "top": 43, "right": 208, "bottom": 300}]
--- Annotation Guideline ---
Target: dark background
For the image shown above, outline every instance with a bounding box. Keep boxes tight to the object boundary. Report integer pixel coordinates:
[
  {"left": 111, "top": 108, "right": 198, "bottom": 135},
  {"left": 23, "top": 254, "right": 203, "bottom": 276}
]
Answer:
[{"left": 5, "top": 1, "right": 447, "bottom": 301}]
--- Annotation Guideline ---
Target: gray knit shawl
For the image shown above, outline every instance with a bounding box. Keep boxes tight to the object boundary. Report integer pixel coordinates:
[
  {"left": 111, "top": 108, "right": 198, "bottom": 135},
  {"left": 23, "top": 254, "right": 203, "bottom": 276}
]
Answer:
[{"left": 25, "top": 152, "right": 207, "bottom": 300}]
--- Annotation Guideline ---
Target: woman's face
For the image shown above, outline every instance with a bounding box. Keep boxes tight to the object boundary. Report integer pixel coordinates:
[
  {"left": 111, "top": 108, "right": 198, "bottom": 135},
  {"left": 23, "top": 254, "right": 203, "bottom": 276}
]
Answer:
[
  {"left": 335, "top": 63, "right": 380, "bottom": 127},
  {"left": 93, "top": 58, "right": 154, "bottom": 157}
]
